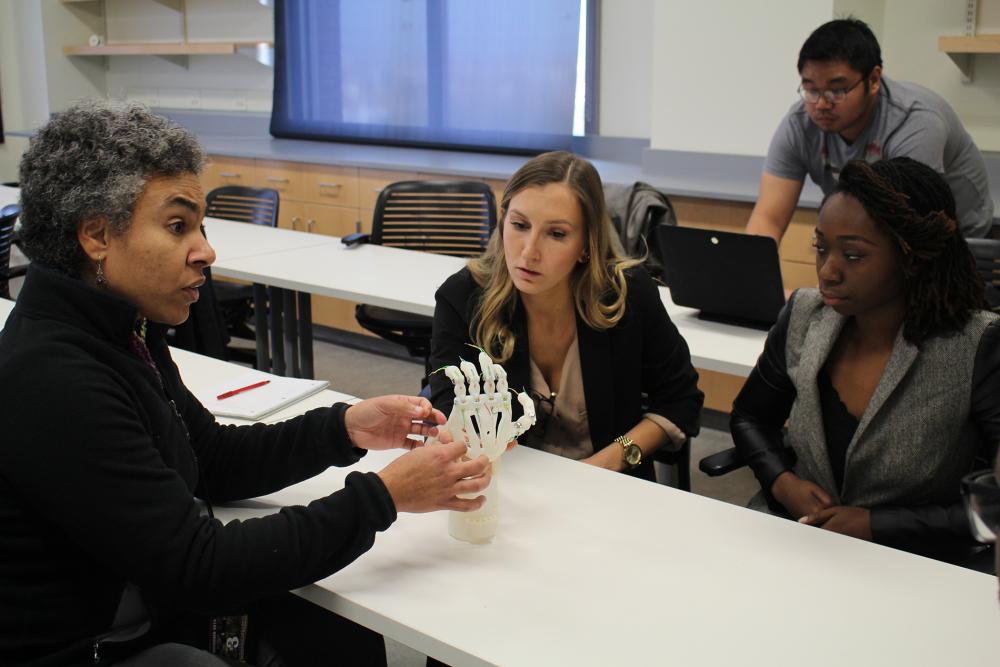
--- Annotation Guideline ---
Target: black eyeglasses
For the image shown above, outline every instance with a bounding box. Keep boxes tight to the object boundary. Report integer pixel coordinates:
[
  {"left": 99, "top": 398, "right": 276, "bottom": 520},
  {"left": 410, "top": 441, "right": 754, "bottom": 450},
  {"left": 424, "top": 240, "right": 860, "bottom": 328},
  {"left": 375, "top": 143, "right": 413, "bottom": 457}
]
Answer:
[
  {"left": 961, "top": 469, "right": 1000, "bottom": 543},
  {"left": 526, "top": 389, "right": 557, "bottom": 440},
  {"left": 798, "top": 77, "right": 865, "bottom": 105}
]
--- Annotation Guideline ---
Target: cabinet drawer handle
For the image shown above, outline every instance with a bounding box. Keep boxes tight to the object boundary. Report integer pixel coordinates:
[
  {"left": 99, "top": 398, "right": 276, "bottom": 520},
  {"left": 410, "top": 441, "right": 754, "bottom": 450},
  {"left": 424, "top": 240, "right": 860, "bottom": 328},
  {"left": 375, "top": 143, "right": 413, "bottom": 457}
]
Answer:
[
  {"left": 306, "top": 219, "right": 315, "bottom": 232},
  {"left": 290, "top": 217, "right": 300, "bottom": 230},
  {"left": 219, "top": 172, "right": 241, "bottom": 178},
  {"left": 318, "top": 182, "right": 342, "bottom": 191},
  {"left": 266, "top": 176, "right": 290, "bottom": 183}
]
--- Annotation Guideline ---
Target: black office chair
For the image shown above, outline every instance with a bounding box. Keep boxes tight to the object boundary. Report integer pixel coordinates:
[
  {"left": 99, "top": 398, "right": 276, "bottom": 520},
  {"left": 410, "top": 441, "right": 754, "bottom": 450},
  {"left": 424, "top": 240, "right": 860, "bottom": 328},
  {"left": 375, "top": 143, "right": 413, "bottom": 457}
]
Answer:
[
  {"left": 966, "top": 238, "right": 1000, "bottom": 311},
  {"left": 698, "top": 438, "right": 795, "bottom": 479},
  {"left": 655, "top": 439, "right": 692, "bottom": 492},
  {"left": 204, "top": 186, "right": 280, "bottom": 363},
  {"left": 1, "top": 204, "right": 27, "bottom": 300},
  {"left": 353, "top": 181, "right": 497, "bottom": 374},
  {"left": 206, "top": 186, "right": 280, "bottom": 228}
]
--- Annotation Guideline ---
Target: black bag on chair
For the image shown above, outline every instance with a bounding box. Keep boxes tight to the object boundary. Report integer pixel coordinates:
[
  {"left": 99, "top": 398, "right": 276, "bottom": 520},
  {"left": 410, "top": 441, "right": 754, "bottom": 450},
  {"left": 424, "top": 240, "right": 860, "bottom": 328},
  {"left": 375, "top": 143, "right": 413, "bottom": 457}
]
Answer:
[{"left": 604, "top": 181, "right": 676, "bottom": 279}]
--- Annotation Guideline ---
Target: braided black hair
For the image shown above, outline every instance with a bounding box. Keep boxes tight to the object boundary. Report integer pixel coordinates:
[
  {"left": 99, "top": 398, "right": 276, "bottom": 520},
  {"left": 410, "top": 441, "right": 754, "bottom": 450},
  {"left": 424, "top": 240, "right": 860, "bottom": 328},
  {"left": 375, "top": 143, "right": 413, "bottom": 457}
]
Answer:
[{"left": 830, "top": 157, "right": 984, "bottom": 344}]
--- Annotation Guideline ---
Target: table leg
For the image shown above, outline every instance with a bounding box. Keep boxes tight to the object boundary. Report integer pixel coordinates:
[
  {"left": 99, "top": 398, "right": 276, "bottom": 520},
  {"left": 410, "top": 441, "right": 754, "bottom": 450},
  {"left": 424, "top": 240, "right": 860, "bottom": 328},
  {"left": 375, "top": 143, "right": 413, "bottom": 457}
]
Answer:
[
  {"left": 283, "top": 289, "right": 300, "bottom": 378},
  {"left": 252, "top": 283, "right": 269, "bottom": 373},
  {"left": 297, "top": 292, "right": 314, "bottom": 379},
  {"left": 269, "top": 286, "right": 286, "bottom": 376}
]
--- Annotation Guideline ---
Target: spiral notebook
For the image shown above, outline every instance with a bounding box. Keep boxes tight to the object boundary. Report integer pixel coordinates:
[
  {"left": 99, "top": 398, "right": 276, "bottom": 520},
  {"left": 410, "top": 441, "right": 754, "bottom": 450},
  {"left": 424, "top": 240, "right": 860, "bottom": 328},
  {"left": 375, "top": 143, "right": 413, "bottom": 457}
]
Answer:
[{"left": 198, "top": 371, "right": 330, "bottom": 421}]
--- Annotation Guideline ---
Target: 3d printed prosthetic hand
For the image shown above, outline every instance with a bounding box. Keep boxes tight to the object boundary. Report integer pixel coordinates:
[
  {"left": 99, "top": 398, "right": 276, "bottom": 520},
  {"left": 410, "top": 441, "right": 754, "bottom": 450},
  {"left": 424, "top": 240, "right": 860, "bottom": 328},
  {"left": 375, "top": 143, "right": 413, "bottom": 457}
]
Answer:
[
  {"left": 435, "top": 352, "right": 536, "bottom": 461},
  {"left": 431, "top": 351, "right": 536, "bottom": 543}
]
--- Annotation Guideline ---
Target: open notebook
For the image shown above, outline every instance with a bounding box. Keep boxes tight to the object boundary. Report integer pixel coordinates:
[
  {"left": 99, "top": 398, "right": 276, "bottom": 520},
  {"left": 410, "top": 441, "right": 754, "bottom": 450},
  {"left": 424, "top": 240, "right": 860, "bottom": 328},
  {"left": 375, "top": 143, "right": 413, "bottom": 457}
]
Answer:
[{"left": 197, "top": 371, "right": 330, "bottom": 421}]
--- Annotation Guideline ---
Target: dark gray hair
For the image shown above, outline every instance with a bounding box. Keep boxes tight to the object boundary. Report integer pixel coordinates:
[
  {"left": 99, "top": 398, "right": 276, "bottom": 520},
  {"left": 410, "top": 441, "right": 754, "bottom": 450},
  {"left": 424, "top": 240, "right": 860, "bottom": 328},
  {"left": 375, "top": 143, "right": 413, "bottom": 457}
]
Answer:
[{"left": 18, "top": 99, "right": 205, "bottom": 276}]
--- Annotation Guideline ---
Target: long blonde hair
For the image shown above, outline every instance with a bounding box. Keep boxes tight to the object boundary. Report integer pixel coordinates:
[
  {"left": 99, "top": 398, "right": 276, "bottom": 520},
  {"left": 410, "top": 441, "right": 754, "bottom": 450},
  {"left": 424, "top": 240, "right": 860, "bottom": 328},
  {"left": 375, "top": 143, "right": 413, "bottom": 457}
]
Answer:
[{"left": 468, "top": 151, "right": 641, "bottom": 362}]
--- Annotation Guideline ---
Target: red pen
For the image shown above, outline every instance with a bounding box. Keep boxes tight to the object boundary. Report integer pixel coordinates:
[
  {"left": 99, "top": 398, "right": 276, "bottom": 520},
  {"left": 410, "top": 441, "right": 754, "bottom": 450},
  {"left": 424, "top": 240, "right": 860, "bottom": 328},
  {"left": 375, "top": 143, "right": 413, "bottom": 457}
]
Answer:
[{"left": 217, "top": 379, "right": 271, "bottom": 400}]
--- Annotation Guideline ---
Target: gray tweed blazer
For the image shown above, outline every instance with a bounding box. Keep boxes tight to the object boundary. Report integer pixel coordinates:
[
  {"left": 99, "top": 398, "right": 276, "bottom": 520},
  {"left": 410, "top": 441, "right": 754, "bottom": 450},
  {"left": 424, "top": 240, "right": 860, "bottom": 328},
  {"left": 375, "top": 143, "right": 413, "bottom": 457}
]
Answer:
[{"left": 785, "top": 289, "right": 997, "bottom": 508}]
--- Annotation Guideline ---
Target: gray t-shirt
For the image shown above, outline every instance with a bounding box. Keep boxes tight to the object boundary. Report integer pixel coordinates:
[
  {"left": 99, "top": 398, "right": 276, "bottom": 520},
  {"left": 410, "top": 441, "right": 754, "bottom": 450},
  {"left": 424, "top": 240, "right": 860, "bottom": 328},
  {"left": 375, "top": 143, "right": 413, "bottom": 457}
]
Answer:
[{"left": 764, "top": 76, "right": 993, "bottom": 238}]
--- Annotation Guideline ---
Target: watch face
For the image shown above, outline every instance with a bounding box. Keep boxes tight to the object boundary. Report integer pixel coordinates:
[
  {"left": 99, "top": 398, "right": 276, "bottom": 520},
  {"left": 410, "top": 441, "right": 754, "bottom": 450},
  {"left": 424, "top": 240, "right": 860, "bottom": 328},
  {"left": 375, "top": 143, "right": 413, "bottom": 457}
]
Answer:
[{"left": 625, "top": 444, "right": 642, "bottom": 466}]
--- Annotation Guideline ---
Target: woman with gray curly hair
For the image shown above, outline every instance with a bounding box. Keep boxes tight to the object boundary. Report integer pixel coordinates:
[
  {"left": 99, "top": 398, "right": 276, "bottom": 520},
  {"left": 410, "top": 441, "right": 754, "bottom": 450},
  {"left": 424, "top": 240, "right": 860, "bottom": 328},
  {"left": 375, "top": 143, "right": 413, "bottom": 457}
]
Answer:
[{"left": 0, "top": 100, "right": 491, "bottom": 666}]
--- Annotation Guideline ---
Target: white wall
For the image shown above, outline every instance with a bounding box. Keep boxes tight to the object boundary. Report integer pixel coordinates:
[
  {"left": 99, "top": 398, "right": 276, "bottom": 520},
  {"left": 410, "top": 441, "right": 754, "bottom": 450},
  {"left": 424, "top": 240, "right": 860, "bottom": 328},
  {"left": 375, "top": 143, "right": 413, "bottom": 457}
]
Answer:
[
  {"left": 881, "top": 0, "right": 1000, "bottom": 151},
  {"left": 0, "top": 1, "right": 50, "bottom": 183},
  {"left": 598, "top": 0, "right": 653, "bottom": 138},
  {"left": 832, "top": 0, "right": 885, "bottom": 37},
  {"left": 649, "top": 0, "right": 834, "bottom": 155},
  {"left": 102, "top": 0, "right": 273, "bottom": 112},
  {"left": 8, "top": 0, "right": 1000, "bottom": 168},
  {"left": 40, "top": 0, "right": 106, "bottom": 114}
]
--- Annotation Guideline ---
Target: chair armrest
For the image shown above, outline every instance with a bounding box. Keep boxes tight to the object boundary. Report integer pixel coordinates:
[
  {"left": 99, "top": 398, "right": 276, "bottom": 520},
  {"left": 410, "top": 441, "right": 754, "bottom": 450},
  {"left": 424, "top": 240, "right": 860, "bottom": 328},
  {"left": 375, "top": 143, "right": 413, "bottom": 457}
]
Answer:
[
  {"left": 698, "top": 447, "right": 746, "bottom": 477},
  {"left": 653, "top": 437, "right": 689, "bottom": 465},
  {"left": 341, "top": 232, "right": 371, "bottom": 248}
]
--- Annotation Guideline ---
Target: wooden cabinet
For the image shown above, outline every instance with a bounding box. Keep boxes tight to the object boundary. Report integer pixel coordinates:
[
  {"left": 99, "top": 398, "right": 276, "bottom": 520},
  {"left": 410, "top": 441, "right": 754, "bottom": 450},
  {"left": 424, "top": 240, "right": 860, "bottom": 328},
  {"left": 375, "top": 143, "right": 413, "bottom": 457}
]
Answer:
[
  {"left": 276, "top": 200, "right": 305, "bottom": 233},
  {"left": 779, "top": 213, "right": 818, "bottom": 290},
  {"left": 301, "top": 164, "right": 361, "bottom": 208},
  {"left": 780, "top": 218, "right": 818, "bottom": 264},
  {"left": 254, "top": 160, "right": 304, "bottom": 200},
  {"left": 303, "top": 203, "right": 362, "bottom": 237},
  {"left": 202, "top": 156, "right": 255, "bottom": 192}
]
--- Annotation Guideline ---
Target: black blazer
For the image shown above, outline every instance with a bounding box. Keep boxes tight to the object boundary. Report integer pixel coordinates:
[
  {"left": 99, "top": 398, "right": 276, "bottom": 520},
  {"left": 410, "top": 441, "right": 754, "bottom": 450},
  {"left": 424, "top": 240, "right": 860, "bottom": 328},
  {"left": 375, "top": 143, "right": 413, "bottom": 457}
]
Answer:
[{"left": 430, "top": 267, "right": 704, "bottom": 480}]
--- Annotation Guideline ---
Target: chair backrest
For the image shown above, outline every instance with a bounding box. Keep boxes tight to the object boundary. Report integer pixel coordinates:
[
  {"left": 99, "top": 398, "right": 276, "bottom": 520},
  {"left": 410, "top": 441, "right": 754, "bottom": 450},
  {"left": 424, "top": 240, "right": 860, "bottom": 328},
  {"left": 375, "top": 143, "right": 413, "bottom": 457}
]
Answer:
[
  {"left": 966, "top": 238, "right": 1000, "bottom": 310},
  {"left": 0, "top": 204, "right": 20, "bottom": 299},
  {"left": 205, "top": 186, "right": 279, "bottom": 227},
  {"left": 371, "top": 180, "right": 496, "bottom": 257}
]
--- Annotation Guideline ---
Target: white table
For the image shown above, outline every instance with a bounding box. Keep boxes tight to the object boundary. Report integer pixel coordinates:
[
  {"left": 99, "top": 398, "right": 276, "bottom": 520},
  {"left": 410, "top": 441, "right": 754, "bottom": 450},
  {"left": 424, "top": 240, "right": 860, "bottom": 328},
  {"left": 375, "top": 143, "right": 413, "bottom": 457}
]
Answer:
[
  {"left": 213, "top": 240, "right": 463, "bottom": 317},
  {"left": 210, "top": 236, "right": 766, "bottom": 378},
  {"left": 3, "top": 297, "right": 997, "bottom": 666},
  {"left": 203, "top": 216, "right": 340, "bottom": 263},
  {"left": 212, "top": 445, "right": 1000, "bottom": 667}
]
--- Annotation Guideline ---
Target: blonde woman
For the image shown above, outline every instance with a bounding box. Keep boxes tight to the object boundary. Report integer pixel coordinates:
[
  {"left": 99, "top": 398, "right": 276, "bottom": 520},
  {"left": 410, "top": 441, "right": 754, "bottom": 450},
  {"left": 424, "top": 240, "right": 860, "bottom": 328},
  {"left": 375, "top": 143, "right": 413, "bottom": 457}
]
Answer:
[{"left": 429, "top": 152, "right": 703, "bottom": 481}]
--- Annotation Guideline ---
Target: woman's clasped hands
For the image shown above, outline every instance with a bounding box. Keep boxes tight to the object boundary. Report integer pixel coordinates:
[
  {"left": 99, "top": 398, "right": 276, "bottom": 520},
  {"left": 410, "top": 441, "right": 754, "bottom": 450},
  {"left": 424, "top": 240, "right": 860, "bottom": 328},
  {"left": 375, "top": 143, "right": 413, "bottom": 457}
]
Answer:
[
  {"left": 771, "top": 471, "right": 872, "bottom": 540},
  {"left": 344, "top": 395, "right": 492, "bottom": 514}
]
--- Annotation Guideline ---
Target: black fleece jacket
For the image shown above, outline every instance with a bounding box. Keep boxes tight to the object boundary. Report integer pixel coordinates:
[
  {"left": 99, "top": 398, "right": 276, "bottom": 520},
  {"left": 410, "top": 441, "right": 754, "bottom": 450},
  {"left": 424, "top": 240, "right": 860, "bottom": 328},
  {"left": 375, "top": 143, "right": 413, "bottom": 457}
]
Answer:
[{"left": 0, "top": 265, "right": 396, "bottom": 665}]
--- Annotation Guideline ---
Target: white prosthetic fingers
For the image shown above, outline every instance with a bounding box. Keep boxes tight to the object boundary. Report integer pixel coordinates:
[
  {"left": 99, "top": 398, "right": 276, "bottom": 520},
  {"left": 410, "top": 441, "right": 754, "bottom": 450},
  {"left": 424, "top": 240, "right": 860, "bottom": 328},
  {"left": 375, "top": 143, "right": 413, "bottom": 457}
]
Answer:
[{"left": 430, "top": 351, "right": 536, "bottom": 543}]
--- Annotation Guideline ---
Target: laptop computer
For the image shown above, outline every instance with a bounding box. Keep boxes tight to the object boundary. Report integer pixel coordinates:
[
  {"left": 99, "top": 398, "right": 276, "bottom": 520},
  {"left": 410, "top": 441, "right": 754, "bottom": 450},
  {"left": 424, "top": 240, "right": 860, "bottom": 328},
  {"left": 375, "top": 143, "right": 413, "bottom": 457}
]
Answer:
[{"left": 655, "top": 225, "right": 787, "bottom": 330}]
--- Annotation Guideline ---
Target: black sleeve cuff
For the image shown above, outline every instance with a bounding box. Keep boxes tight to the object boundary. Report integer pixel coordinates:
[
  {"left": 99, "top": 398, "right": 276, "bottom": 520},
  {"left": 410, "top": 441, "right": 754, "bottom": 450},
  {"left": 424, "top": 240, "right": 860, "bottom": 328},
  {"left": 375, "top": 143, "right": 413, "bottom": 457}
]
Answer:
[
  {"left": 345, "top": 470, "right": 397, "bottom": 532},
  {"left": 327, "top": 402, "right": 367, "bottom": 466},
  {"left": 870, "top": 502, "right": 976, "bottom": 559}
]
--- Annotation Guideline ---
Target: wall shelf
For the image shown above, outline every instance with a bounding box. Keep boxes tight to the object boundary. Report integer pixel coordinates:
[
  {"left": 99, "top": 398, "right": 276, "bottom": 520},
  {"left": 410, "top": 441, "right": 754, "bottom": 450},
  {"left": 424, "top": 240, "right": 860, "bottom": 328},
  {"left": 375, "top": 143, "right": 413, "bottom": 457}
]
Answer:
[
  {"left": 938, "top": 34, "right": 1000, "bottom": 79},
  {"left": 64, "top": 41, "right": 273, "bottom": 56},
  {"left": 938, "top": 34, "right": 1000, "bottom": 53}
]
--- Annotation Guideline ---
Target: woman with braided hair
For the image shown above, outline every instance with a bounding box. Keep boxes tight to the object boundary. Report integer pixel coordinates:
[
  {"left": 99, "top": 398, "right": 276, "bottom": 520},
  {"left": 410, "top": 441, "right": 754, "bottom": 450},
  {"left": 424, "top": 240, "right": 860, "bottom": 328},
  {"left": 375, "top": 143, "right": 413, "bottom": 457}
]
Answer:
[{"left": 732, "top": 156, "right": 1000, "bottom": 567}]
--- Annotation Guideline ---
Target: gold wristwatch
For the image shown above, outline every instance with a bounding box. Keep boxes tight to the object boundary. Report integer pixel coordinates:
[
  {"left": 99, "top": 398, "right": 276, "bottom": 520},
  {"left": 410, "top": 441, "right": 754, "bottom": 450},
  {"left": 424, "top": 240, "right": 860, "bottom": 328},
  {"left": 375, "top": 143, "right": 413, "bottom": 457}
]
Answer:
[{"left": 614, "top": 435, "right": 642, "bottom": 468}]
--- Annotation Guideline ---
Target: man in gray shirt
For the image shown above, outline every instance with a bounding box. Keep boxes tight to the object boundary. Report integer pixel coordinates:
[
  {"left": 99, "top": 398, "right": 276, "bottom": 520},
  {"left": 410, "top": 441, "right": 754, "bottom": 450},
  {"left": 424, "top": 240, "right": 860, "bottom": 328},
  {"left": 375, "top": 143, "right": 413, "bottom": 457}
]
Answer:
[{"left": 747, "top": 18, "right": 993, "bottom": 242}]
